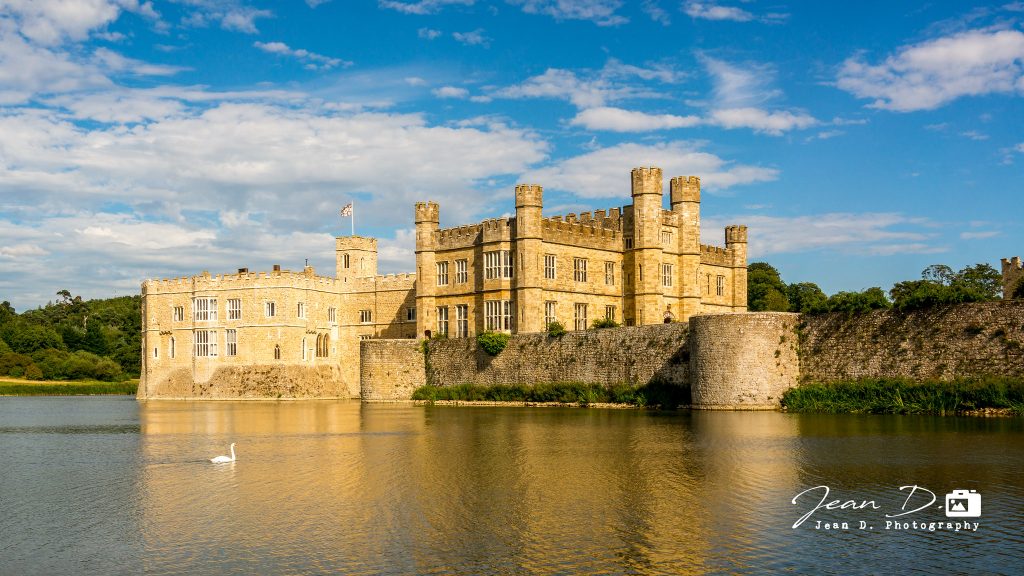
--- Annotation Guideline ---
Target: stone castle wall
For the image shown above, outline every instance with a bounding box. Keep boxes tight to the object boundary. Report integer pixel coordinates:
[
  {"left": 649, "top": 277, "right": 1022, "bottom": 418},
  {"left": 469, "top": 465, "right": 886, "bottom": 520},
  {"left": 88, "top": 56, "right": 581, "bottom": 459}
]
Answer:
[
  {"left": 799, "top": 300, "right": 1024, "bottom": 383},
  {"left": 359, "top": 339, "right": 425, "bottom": 401}
]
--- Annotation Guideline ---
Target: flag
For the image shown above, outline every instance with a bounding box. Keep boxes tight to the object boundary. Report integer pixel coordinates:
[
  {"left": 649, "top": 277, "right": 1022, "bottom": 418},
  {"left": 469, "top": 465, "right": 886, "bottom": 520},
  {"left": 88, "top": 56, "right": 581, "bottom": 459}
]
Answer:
[{"left": 340, "top": 203, "right": 353, "bottom": 217}]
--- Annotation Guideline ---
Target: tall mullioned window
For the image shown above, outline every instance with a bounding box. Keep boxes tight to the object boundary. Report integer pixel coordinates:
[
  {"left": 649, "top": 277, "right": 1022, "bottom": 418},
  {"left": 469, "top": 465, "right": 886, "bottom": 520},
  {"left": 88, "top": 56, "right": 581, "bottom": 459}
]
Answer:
[
  {"left": 193, "top": 298, "right": 217, "bottom": 321},
  {"left": 484, "top": 250, "right": 513, "bottom": 280},
  {"left": 194, "top": 330, "right": 216, "bottom": 357},
  {"left": 342, "top": 253, "right": 350, "bottom": 268},
  {"left": 227, "top": 299, "right": 241, "bottom": 320},
  {"left": 661, "top": 230, "right": 673, "bottom": 245},
  {"left": 265, "top": 301, "right": 276, "bottom": 318},
  {"left": 624, "top": 237, "right": 634, "bottom": 249},
  {"left": 226, "top": 329, "right": 237, "bottom": 356},
  {"left": 574, "top": 303, "right": 588, "bottom": 331},
  {"left": 662, "top": 264, "right": 673, "bottom": 287},
  {"left": 436, "top": 261, "right": 449, "bottom": 285},
  {"left": 604, "top": 262, "right": 614, "bottom": 286},
  {"left": 297, "top": 302, "right": 306, "bottom": 319},
  {"left": 172, "top": 306, "right": 184, "bottom": 322},
  {"left": 437, "top": 306, "right": 449, "bottom": 336},
  {"left": 573, "top": 258, "right": 587, "bottom": 282},
  {"left": 544, "top": 254, "right": 556, "bottom": 279},
  {"left": 484, "top": 300, "right": 512, "bottom": 331},
  {"left": 717, "top": 275, "right": 725, "bottom": 296},
  {"left": 456, "top": 259, "right": 468, "bottom": 283},
  {"left": 544, "top": 301, "right": 557, "bottom": 326},
  {"left": 456, "top": 304, "right": 469, "bottom": 337},
  {"left": 328, "top": 307, "right": 337, "bottom": 323},
  {"left": 359, "top": 310, "right": 372, "bottom": 323},
  {"left": 605, "top": 305, "right": 616, "bottom": 321}
]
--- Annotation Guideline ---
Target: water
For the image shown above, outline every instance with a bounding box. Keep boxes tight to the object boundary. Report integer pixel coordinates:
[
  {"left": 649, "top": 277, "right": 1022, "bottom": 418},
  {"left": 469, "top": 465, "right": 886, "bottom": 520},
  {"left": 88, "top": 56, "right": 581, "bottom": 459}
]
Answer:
[{"left": 1, "top": 398, "right": 1022, "bottom": 575}]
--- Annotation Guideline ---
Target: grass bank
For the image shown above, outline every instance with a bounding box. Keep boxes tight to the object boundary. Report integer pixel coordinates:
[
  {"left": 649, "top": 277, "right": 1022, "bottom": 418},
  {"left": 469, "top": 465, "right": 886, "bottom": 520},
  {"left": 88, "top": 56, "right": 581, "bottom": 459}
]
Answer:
[
  {"left": 411, "top": 381, "right": 689, "bottom": 409},
  {"left": 781, "top": 377, "right": 1024, "bottom": 415},
  {"left": 0, "top": 378, "right": 138, "bottom": 396}
]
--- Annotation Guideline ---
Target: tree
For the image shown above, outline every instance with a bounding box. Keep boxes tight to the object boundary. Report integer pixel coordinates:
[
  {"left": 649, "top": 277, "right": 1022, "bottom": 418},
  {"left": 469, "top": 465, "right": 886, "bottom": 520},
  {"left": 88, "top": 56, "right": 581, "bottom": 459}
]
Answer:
[
  {"left": 826, "top": 287, "right": 891, "bottom": 313},
  {"left": 787, "top": 282, "right": 828, "bottom": 314},
  {"left": 891, "top": 263, "right": 1002, "bottom": 310},
  {"left": 0, "top": 301, "right": 14, "bottom": 325},
  {"left": 748, "top": 262, "right": 790, "bottom": 312},
  {"left": 954, "top": 263, "right": 1001, "bottom": 300}
]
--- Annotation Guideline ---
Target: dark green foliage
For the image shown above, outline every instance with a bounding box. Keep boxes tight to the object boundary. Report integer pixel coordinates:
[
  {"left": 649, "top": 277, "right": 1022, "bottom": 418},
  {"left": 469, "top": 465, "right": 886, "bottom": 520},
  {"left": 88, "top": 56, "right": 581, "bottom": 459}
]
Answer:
[
  {"left": 781, "top": 377, "right": 1024, "bottom": 415},
  {"left": 0, "top": 292, "right": 140, "bottom": 379},
  {"left": 891, "top": 263, "right": 1002, "bottom": 310},
  {"left": 825, "top": 287, "right": 891, "bottom": 313},
  {"left": 411, "top": 381, "right": 689, "bottom": 408},
  {"left": 786, "top": 282, "right": 828, "bottom": 314},
  {"left": 1012, "top": 279, "right": 1024, "bottom": 300},
  {"left": 591, "top": 317, "right": 619, "bottom": 329},
  {"left": 546, "top": 321, "right": 566, "bottom": 338},
  {"left": 747, "top": 262, "right": 789, "bottom": 311},
  {"left": 476, "top": 331, "right": 510, "bottom": 355}
]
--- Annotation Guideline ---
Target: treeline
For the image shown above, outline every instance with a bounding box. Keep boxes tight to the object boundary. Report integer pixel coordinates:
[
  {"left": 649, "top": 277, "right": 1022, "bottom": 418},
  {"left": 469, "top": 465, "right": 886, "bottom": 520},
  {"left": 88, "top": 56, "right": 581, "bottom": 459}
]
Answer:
[
  {"left": 749, "top": 262, "right": 1006, "bottom": 314},
  {"left": 0, "top": 291, "right": 140, "bottom": 381}
]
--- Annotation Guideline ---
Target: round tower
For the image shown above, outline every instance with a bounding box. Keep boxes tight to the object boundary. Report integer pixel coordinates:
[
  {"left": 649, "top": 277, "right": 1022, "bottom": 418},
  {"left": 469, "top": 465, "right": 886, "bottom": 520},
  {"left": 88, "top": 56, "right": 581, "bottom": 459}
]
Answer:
[
  {"left": 514, "top": 185, "right": 544, "bottom": 332},
  {"left": 725, "top": 225, "right": 748, "bottom": 312},
  {"left": 415, "top": 201, "right": 440, "bottom": 337},
  {"left": 671, "top": 175, "right": 702, "bottom": 319},
  {"left": 630, "top": 167, "right": 664, "bottom": 325}
]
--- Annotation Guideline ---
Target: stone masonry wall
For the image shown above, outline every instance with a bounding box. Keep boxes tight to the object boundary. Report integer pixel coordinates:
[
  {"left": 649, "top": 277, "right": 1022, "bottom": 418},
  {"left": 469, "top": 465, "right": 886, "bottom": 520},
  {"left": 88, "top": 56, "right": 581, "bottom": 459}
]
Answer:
[
  {"left": 423, "top": 323, "right": 689, "bottom": 389},
  {"left": 360, "top": 339, "right": 426, "bottom": 400},
  {"left": 799, "top": 300, "right": 1024, "bottom": 382}
]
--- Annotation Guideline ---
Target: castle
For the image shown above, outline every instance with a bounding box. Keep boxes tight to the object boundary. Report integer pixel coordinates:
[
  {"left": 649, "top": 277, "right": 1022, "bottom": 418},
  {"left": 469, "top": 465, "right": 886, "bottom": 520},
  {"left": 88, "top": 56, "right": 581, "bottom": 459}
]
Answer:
[
  {"left": 1003, "top": 256, "right": 1023, "bottom": 299},
  {"left": 138, "top": 167, "right": 748, "bottom": 399}
]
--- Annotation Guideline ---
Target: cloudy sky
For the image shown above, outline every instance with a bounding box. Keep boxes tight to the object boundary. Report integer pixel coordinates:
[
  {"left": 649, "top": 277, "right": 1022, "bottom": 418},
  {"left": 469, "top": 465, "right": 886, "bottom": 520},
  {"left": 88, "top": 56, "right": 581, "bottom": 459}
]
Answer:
[{"left": 1, "top": 0, "right": 1022, "bottom": 310}]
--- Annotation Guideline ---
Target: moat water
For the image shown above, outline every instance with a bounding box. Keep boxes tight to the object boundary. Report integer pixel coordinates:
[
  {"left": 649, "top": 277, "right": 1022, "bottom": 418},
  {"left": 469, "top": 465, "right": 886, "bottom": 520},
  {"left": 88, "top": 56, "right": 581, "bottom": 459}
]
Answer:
[{"left": 1, "top": 397, "right": 1023, "bottom": 575}]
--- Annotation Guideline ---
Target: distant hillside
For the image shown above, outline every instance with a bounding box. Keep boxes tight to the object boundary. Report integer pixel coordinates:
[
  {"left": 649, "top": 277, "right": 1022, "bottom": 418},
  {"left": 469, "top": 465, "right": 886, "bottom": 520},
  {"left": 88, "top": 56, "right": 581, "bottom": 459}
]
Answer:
[{"left": 0, "top": 292, "right": 140, "bottom": 381}]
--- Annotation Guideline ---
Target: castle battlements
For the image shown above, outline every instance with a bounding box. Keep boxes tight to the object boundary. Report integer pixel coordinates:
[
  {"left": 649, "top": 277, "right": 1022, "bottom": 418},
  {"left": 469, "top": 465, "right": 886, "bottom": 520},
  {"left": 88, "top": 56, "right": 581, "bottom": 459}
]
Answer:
[
  {"left": 700, "top": 244, "right": 734, "bottom": 266},
  {"left": 143, "top": 268, "right": 343, "bottom": 294},
  {"left": 1002, "top": 256, "right": 1023, "bottom": 299}
]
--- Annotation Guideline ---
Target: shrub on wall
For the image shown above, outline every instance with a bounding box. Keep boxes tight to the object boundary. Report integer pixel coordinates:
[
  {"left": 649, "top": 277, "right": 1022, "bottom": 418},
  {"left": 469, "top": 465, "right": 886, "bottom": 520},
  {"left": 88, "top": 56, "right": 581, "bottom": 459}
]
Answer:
[
  {"left": 476, "top": 331, "right": 510, "bottom": 356},
  {"left": 546, "top": 321, "right": 566, "bottom": 338},
  {"left": 592, "top": 318, "right": 619, "bottom": 329}
]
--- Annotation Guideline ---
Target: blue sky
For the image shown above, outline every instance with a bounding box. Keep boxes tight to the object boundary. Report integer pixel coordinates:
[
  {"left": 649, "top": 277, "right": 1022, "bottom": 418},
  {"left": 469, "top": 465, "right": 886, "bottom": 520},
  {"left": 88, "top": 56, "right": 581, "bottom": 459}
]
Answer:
[{"left": 1, "top": 0, "right": 1022, "bottom": 310}]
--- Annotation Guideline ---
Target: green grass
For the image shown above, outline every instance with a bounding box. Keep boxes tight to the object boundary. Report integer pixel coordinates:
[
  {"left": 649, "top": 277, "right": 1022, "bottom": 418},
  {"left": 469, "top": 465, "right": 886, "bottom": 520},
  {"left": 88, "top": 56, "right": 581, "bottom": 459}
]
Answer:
[
  {"left": 0, "top": 379, "right": 138, "bottom": 396},
  {"left": 411, "top": 381, "right": 689, "bottom": 409},
  {"left": 781, "top": 377, "right": 1024, "bottom": 415}
]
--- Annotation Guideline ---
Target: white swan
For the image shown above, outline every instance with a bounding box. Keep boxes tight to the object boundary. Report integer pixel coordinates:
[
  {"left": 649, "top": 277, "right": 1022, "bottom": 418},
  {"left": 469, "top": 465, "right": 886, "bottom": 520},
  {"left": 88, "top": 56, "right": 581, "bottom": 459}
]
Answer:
[{"left": 210, "top": 443, "right": 236, "bottom": 463}]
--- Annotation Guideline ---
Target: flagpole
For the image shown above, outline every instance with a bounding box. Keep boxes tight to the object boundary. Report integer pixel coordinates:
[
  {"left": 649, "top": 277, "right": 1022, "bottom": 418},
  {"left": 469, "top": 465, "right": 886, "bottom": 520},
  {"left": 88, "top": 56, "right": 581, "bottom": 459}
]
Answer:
[{"left": 351, "top": 202, "right": 355, "bottom": 236}]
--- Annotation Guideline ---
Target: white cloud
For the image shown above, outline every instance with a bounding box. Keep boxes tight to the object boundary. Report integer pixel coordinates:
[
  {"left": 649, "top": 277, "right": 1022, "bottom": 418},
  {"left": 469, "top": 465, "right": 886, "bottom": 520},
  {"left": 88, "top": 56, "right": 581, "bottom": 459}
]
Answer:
[
  {"left": 960, "top": 230, "right": 999, "bottom": 239},
  {"left": 708, "top": 107, "right": 818, "bottom": 135},
  {"left": 219, "top": 7, "right": 273, "bottom": 33},
  {"left": 378, "top": 0, "right": 473, "bottom": 15},
  {"left": 0, "top": 243, "right": 49, "bottom": 259},
  {"left": 702, "top": 213, "right": 943, "bottom": 258},
  {"left": 452, "top": 28, "right": 490, "bottom": 47},
  {"left": 519, "top": 141, "right": 778, "bottom": 198},
  {"left": 836, "top": 29, "right": 1024, "bottom": 111},
  {"left": 507, "top": 0, "right": 627, "bottom": 26},
  {"left": 702, "top": 55, "right": 780, "bottom": 107},
  {"left": 1017, "top": 142, "right": 1024, "bottom": 152},
  {"left": 404, "top": 76, "right": 427, "bottom": 86},
  {"left": 0, "top": 0, "right": 122, "bottom": 45},
  {"left": 254, "top": 41, "right": 350, "bottom": 70},
  {"left": 417, "top": 27, "right": 442, "bottom": 40},
  {"left": 683, "top": 2, "right": 753, "bottom": 22},
  {"left": 641, "top": 0, "right": 670, "bottom": 25},
  {"left": 805, "top": 129, "right": 844, "bottom": 142},
  {"left": 490, "top": 63, "right": 676, "bottom": 108},
  {"left": 93, "top": 47, "right": 186, "bottom": 76},
  {"left": 569, "top": 107, "right": 700, "bottom": 131},
  {"left": 959, "top": 130, "right": 989, "bottom": 141},
  {"left": 432, "top": 86, "right": 469, "bottom": 98}
]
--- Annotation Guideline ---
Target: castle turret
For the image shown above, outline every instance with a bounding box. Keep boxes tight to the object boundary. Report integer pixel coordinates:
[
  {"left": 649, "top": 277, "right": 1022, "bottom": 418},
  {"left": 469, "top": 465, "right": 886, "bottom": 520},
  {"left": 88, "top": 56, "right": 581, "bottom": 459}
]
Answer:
[
  {"left": 514, "top": 184, "right": 544, "bottom": 332},
  {"left": 630, "top": 167, "right": 664, "bottom": 326},
  {"left": 336, "top": 237, "right": 378, "bottom": 280},
  {"left": 726, "top": 225, "right": 748, "bottom": 312},
  {"left": 415, "top": 202, "right": 439, "bottom": 337},
  {"left": 671, "top": 176, "right": 702, "bottom": 319},
  {"left": 1003, "top": 256, "right": 1023, "bottom": 299}
]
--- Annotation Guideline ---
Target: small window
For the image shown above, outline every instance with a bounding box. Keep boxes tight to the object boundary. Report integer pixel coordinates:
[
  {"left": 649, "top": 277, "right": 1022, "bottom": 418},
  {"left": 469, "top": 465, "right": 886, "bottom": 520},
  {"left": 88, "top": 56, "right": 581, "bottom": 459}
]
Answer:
[
  {"left": 544, "top": 254, "right": 556, "bottom": 280},
  {"left": 274, "top": 344, "right": 281, "bottom": 360},
  {"left": 573, "top": 258, "right": 587, "bottom": 283},
  {"left": 544, "top": 301, "right": 557, "bottom": 326},
  {"left": 153, "top": 347, "right": 158, "bottom": 359},
  {"left": 436, "top": 261, "right": 449, "bottom": 286},
  {"left": 624, "top": 237, "right": 634, "bottom": 249},
  {"left": 406, "top": 307, "right": 416, "bottom": 322},
  {"left": 227, "top": 299, "right": 241, "bottom": 320},
  {"left": 662, "top": 263, "right": 673, "bottom": 287},
  {"left": 328, "top": 307, "right": 337, "bottom": 323},
  {"left": 297, "top": 302, "right": 306, "bottom": 319},
  {"left": 605, "top": 305, "right": 615, "bottom": 321},
  {"left": 716, "top": 275, "right": 725, "bottom": 296},
  {"left": 437, "top": 306, "right": 449, "bottom": 336},
  {"left": 456, "top": 304, "right": 469, "bottom": 338},
  {"left": 193, "top": 298, "right": 217, "bottom": 321},
  {"left": 302, "top": 337, "right": 307, "bottom": 360},
  {"left": 226, "top": 329, "right": 237, "bottom": 357},
  {"left": 359, "top": 310, "right": 372, "bottom": 323},
  {"left": 456, "top": 259, "right": 468, "bottom": 283},
  {"left": 604, "top": 262, "right": 614, "bottom": 286},
  {"left": 661, "top": 230, "right": 672, "bottom": 245},
  {"left": 172, "top": 306, "right": 184, "bottom": 322},
  {"left": 169, "top": 337, "right": 175, "bottom": 359},
  {"left": 574, "top": 303, "right": 588, "bottom": 331},
  {"left": 265, "top": 301, "right": 276, "bottom": 318},
  {"left": 342, "top": 253, "right": 350, "bottom": 269}
]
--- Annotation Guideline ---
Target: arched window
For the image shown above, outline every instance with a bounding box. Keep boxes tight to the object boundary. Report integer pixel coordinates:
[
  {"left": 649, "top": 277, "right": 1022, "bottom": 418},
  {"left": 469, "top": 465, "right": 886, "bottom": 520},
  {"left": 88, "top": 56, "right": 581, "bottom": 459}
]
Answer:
[
  {"left": 170, "top": 337, "right": 175, "bottom": 359},
  {"left": 316, "top": 333, "right": 330, "bottom": 357},
  {"left": 274, "top": 344, "right": 281, "bottom": 360},
  {"left": 302, "top": 337, "right": 307, "bottom": 360}
]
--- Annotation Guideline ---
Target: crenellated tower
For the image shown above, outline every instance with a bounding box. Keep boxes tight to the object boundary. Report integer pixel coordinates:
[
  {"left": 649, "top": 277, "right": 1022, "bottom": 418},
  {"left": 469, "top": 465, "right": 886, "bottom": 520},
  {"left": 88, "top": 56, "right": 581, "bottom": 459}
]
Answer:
[
  {"left": 514, "top": 184, "right": 544, "bottom": 332},
  {"left": 415, "top": 201, "right": 439, "bottom": 337},
  {"left": 336, "top": 236, "right": 378, "bottom": 280},
  {"left": 1003, "top": 256, "right": 1023, "bottom": 299},
  {"left": 630, "top": 167, "right": 664, "bottom": 326},
  {"left": 726, "top": 225, "right": 748, "bottom": 311},
  {"left": 671, "top": 175, "right": 702, "bottom": 319}
]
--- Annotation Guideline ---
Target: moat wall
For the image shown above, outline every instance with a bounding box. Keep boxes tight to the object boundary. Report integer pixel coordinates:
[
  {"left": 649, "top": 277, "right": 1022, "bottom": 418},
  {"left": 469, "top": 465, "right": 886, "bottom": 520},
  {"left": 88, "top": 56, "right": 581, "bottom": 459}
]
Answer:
[{"left": 799, "top": 300, "right": 1024, "bottom": 383}]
